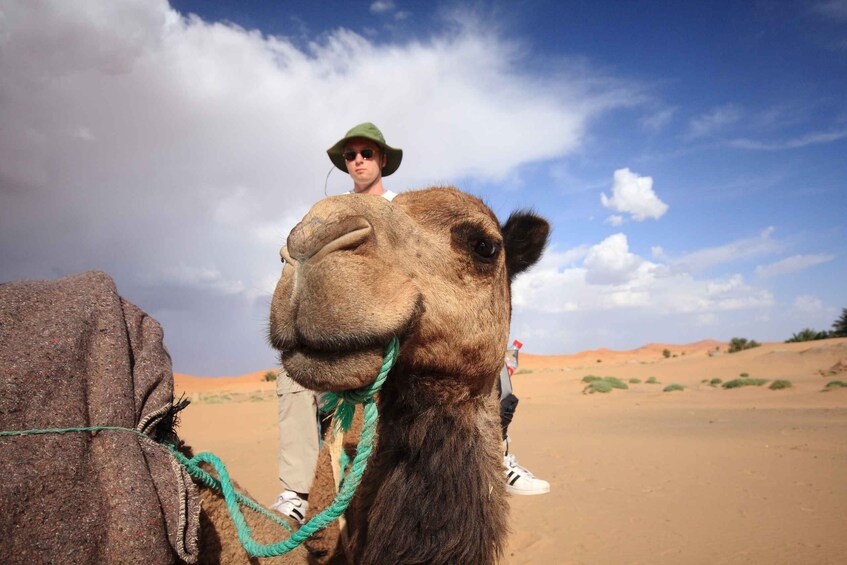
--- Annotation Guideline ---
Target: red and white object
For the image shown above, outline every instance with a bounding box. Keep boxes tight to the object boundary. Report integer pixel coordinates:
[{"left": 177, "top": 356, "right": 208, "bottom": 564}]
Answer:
[{"left": 505, "top": 339, "right": 523, "bottom": 377}]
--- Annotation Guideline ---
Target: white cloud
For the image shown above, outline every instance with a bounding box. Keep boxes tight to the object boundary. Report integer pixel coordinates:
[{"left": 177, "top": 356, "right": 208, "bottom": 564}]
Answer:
[
  {"left": 370, "top": 1, "right": 395, "bottom": 14},
  {"left": 513, "top": 235, "right": 772, "bottom": 316},
  {"left": 811, "top": 0, "right": 847, "bottom": 21},
  {"left": 793, "top": 295, "right": 824, "bottom": 313},
  {"left": 687, "top": 104, "right": 741, "bottom": 139},
  {"left": 640, "top": 107, "right": 677, "bottom": 131},
  {"left": 755, "top": 253, "right": 835, "bottom": 278},
  {"left": 695, "top": 313, "right": 718, "bottom": 326},
  {"left": 584, "top": 233, "right": 643, "bottom": 285},
  {"left": 651, "top": 245, "right": 666, "bottom": 259},
  {"left": 600, "top": 168, "right": 669, "bottom": 222},
  {"left": 671, "top": 227, "right": 780, "bottom": 273},
  {"left": 510, "top": 234, "right": 776, "bottom": 354},
  {"left": 0, "top": 1, "right": 630, "bottom": 373},
  {"left": 157, "top": 264, "right": 245, "bottom": 295},
  {"left": 730, "top": 129, "right": 847, "bottom": 151},
  {"left": 604, "top": 214, "right": 624, "bottom": 226}
]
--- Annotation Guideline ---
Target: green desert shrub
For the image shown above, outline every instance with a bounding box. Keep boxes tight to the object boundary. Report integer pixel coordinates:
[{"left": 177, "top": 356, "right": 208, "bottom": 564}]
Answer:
[
  {"left": 786, "top": 328, "right": 830, "bottom": 343},
  {"left": 584, "top": 380, "right": 614, "bottom": 394},
  {"left": 739, "top": 372, "right": 750, "bottom": 377},
  {"left": 515, "top": 369, "right": 533, "bottom": 375},
  {"left": 202, "top": 393, "right": 232, "bottom": 404},
  {"left": 582, "top": 375, "right": 628, "bottom": 391},
  {"left": 825, "top": 380, "right": 847, "bottom": 390},
  {"left": 769, "top": 380, "right": 792, "bottom": 390},
  {"left": 629, "top": 378, "right": 642, "bottom": 384},
  {"left": 663, "top": 384, "right": 686, "bottom": 392},
  {"left": 263, "top": 370, "right": 278, "bottom": 382},
  {"left": 646, "top": 376, "right": 660, "bottom": 384},
  {"left": 728, "top": 337, "right": 761, "bottom": 353},
  {"left": 831, "top": 308, "right": 847, "bottom": 338},
  {"left": 722, "top": 378, "right": 769, "bottom": 389},
  {"left": 662, "top": 348, "right": 671, "bottom": 358},
  {"left": 709, "top": 378, "right": 723, "bottom": 386},
  {"left": 603, "top": 376, "right": 629, "bottom": 390}
]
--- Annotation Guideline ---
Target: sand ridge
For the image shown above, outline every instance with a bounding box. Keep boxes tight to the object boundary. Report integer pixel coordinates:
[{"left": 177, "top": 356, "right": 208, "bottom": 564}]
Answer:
[{"left": 175, "top": 338, "right": 847, "bottom": 564}]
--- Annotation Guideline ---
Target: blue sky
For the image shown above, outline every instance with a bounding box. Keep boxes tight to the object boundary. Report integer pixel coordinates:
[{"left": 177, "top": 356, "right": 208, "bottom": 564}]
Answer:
[{"left": 1, "top": 0, "right": 845, "bottom": 374}]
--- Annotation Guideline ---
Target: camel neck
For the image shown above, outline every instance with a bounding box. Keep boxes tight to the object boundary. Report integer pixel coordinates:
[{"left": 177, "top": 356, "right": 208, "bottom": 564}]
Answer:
[{"left": 348, "top": 377, "right": 509, "bottom": 564}]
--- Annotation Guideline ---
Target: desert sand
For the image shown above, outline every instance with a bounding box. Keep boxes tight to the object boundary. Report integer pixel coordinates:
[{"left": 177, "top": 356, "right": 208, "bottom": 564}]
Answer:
[{"left": 175, "top": 338, "right": 847, "bottom": 564}]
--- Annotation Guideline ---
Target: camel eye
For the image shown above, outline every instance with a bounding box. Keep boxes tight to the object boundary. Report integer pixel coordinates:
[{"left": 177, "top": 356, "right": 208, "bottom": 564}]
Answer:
[{"left": 473, "top": 239, "right": 500, "bottom": 261}]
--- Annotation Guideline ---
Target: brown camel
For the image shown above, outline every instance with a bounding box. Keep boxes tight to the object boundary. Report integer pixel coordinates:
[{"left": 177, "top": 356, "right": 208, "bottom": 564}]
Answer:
[
  {"left": 0, "top": 186, "right": 546, "bottom": 564},
  {"left": 179, "top": 448, "right": 306, "bottom": 564},
  {"left": 267, "top": 186, "right": 550, "bottom": 564}
]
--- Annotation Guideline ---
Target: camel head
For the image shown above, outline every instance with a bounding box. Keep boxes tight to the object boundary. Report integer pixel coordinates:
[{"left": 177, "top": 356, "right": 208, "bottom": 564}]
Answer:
[{"left": 269, "top": 186, "right": 549, "bottom": 398}]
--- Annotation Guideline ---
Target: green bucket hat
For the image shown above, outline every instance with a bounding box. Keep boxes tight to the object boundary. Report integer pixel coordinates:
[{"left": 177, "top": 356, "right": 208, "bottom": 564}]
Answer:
[{"left": 327, "top": 122, "right": 403, "bottom": 177}]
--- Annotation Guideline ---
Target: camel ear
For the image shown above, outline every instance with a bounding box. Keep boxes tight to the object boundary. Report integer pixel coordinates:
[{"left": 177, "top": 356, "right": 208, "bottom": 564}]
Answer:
[{"left": 501, "top": 210, "right": 550, "bottom": 281}]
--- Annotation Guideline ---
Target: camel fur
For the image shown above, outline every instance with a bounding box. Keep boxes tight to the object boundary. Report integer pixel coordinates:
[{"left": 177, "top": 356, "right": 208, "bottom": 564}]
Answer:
[
  {"left": 269, "top": 186, "right": 549, "bottom": 564},
  {"left": 187, "top": 453, "right": 308, "bottom": 564}
]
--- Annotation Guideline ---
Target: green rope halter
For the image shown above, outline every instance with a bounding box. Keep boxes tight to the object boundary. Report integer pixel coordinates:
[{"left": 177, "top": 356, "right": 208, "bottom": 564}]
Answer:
[
  {"left": 321, "top": 335, "right": 398, "bottom": 433},
  {"left": 0, "top": 336, "right": 400, "bottom": 559}
]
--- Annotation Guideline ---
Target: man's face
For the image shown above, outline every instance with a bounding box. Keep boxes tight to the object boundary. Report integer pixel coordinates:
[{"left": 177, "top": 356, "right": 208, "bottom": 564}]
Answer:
[{"left": 343, "top": 138, "right": 385, "bottom": 191}]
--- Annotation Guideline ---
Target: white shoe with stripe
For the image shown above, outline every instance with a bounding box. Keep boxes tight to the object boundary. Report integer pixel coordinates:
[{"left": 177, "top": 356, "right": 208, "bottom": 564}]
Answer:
[
  {"left": 270, "top": 489, "right": 309, "bottom": 524},
  {"left": 504, "top": 453, "right": 550, "bottom": 495}
]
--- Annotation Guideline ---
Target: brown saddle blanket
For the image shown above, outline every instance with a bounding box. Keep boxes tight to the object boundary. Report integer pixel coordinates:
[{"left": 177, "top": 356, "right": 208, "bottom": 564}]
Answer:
[{"left": 0, "top": 271, "right": 200, "bottom": 564}]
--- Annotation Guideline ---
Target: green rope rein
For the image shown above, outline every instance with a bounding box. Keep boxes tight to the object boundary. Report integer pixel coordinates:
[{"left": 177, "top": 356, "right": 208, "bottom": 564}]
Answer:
[
  {"left": 0, "top": 336, "right": 399, "bottom": 559},
  {"left": 320, "top": 336, "right": 397, "bottom": 434}
]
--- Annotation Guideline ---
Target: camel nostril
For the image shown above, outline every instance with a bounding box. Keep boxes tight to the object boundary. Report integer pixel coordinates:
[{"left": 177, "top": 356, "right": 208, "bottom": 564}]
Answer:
[{"left": 288, "top": 215, "right": 372, "bottom": 262}]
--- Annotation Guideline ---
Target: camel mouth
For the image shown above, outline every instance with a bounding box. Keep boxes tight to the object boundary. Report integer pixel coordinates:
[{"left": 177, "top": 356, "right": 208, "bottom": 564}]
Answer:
[
  {"left": 280, "top": 342, "right": 390, "bottom": 392},
  {"left": 284, "top": 335, "right": 386, "bottom": 362},
  {"left": 276, "top": 296, "right": 422, "bottom": 392}
]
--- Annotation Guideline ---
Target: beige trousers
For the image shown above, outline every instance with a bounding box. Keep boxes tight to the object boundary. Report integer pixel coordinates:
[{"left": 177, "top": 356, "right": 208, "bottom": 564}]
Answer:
[{"left": 276, "top": 370, "right": 321, "bottom": 494}]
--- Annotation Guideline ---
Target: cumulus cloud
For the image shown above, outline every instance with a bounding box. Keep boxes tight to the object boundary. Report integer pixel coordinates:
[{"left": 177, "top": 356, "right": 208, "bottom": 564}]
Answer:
[
  {"left": 510, "top": 235, "right": 775, "bottom": 354},
  {"left": 513, "top": 235, "right": 772, "bottom": 316},
  {"left": 584, "top": 234, "right": 643, "bottom": 285},
  {"left": 600, "top": 168, "right": 669, "bottom": 222},
  {"left": 755, "top": 253, "right": 835, "bottom": 278},
  {"left": 0, "top": 1, "right": 628, "bottom": 373}
]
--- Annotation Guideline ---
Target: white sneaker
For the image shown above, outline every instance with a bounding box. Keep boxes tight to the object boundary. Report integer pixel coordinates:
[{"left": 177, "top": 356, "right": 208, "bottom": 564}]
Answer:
[
  {"left": 270, "top": 489, "right": 309, "bottom": 524},
  {"left": 504, "top": 453, "right": 550, "bottom": 495}
]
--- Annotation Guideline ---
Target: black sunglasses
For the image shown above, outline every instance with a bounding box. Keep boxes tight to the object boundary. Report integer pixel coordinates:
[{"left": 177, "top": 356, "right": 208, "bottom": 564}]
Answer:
[{"left": 343, "top": 148, "right": 376, "bottom": 161}]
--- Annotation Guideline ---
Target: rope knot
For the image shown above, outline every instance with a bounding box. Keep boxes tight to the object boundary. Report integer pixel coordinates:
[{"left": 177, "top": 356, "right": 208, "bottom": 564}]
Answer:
[{"left": 320, "top": 336, "right": 399, "bottom": 433}]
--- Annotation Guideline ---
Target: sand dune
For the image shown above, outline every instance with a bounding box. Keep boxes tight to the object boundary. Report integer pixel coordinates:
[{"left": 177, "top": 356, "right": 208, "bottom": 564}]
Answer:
[{"left": 175, "top": 338, "right": 847, "bottom": 564}]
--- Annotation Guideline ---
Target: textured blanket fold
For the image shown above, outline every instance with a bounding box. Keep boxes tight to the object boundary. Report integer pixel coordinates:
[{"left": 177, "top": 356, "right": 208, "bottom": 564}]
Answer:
[{"left": 0, "top": 271, "right": 200, "bottom": 564}]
